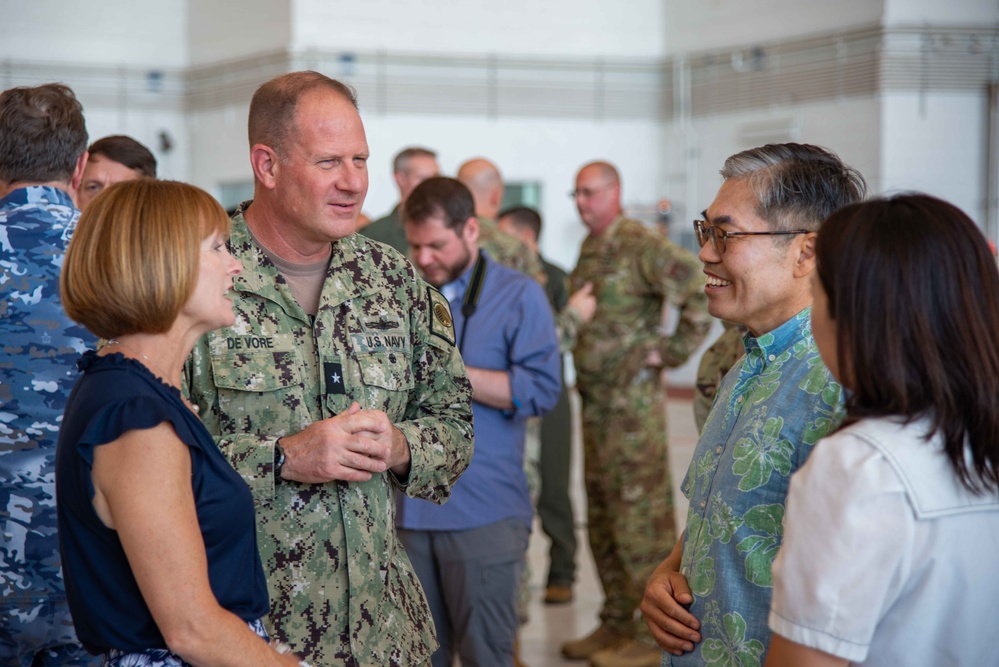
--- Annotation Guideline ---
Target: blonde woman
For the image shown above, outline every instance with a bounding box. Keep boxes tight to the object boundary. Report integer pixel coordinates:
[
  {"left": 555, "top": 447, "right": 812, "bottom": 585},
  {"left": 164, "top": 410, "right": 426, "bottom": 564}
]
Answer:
[{"left": 56, "top": 180, "right": 306, "bottom": 667}]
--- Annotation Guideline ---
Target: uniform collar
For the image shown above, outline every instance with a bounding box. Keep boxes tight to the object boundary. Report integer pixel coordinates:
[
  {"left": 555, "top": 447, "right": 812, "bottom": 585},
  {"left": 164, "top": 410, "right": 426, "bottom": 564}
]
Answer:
[
  {"left": 0, "top": 184, "right": 75, "bottom": 209},
  {"left": 229, "top": 201, "right": 376, "bottom": 316}
]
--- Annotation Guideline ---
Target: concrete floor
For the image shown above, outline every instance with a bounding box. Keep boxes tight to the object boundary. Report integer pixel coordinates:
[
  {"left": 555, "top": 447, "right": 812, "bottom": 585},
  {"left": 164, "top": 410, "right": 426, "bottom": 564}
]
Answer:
[{"left": 518, "top": 394, "right": 698, "bottom": 666}]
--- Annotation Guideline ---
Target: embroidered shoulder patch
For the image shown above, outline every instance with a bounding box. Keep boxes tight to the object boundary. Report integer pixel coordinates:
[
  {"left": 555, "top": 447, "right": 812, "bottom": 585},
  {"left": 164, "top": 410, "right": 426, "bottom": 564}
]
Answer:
[{"left": 427, "top": 286, "right": 456, "bottom": 346}]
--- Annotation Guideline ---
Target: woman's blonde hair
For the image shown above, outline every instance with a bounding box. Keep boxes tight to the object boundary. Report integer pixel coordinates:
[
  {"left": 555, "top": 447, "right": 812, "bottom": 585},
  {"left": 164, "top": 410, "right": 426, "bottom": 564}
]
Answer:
[{"left": 62, "top": 179, "right": 230, "bottom": 339}]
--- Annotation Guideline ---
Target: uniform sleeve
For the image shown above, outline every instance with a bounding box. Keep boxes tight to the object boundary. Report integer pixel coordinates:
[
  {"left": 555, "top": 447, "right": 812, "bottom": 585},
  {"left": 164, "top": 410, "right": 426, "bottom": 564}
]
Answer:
[
  {"left": 641, "top": 237, "right": 711, "bottom": 367},
  {"left": 506, "top": 280, "right": 562, "bottom": 419},
  {"left": 392, "top": 282, "right": 475, "bottom": 504},
  {"left": 768, "top": 432, "right": 912, "bottom": 663},
  {"left": 555, "top": 306, "right": 583, "bottom": 353},
  {"left": 523, "top": 249, "right": 548, "bottom": 287},
  {"left": 183, "top": 339, "right": 281, "bottom": 503}
]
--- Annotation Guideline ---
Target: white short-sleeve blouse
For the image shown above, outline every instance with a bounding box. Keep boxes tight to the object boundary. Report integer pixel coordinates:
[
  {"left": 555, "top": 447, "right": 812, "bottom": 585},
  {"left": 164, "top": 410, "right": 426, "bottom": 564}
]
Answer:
[{"left": 768, "top": 417, "right": 999, "bottom": 665}]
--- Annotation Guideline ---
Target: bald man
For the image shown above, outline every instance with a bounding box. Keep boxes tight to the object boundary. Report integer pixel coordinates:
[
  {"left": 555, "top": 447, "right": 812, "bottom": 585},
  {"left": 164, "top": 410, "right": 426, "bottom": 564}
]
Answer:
[
  {"left": 564, "top": 161, "right": 710, "bottom": 667},
  {"left": 456, "top": 158, "right": 545, "bottom": 283}
]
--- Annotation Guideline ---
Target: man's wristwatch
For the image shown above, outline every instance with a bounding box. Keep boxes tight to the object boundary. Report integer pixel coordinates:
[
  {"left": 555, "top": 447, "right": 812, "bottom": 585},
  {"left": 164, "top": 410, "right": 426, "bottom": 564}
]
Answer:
[{"left": 274, "top": 439, "right": 286, "bottom": 479}]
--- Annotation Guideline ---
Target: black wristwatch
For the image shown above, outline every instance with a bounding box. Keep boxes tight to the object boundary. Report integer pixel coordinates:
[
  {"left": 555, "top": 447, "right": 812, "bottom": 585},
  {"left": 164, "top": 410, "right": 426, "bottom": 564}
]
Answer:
[{"left": 274, "top": 439, "right": 286, "bottom": 479}]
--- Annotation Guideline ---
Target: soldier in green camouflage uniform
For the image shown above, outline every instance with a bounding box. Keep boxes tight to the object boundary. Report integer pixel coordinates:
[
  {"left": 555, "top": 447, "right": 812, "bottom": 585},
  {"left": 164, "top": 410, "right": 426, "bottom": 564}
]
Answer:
[
  {"left": 693, "top": 323, "right": 747, "bottom": 432},
  {"left": 363, "top": 147, "right": 440, "bottom": 254},
  {"left": 456, "top": 158, "right": 547, "bottom": 285},
  {"left": 564, "top": 162, "right": 710, "bottom": 667},
  {"left": 0, "top": 83, "right": 97, "bottom": 667},
  {"left": 184, "top": 72, "right": 473, "bottom": 667}
]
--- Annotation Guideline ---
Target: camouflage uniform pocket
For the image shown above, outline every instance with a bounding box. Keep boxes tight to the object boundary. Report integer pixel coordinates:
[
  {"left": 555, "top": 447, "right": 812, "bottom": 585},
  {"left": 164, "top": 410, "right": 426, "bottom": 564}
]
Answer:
[
  {"left": 350, "top": 351, "right": 414, "bottom": 418},
  {"left": 209, "top": 349, "right": 308, "bottom": 432},
  {"left": 355, "top": 351, "right": 413, "bottom": 392}
]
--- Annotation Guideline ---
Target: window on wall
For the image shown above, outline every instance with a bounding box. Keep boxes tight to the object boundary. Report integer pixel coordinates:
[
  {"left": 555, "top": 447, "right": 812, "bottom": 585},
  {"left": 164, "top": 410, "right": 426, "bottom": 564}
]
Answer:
[
  {"left": 500, "top": 181, "right": 542, "bottom": 211},
  {"left": 219, "top": 181, "right": 254, "bottom": 215}
]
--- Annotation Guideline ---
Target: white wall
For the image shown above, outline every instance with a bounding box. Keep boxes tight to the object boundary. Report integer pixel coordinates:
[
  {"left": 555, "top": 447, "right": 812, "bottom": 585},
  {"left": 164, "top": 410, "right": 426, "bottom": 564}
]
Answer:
[
  {"left": 362, "top": 114, "right": 664, "bottom": 271},
  {"left": 883, "top": 0, "right": 999, "bottom": 25},
  {"left": 188, "top": 103, "right": 663, "bottom": 272},
  {"left": 663, "top": 0, "right": 884, "bottom": 54},
  {"left": 1, "top": 0, "right": 187, "bottom": 67},
  {"left": 82, "top": 108, "right": 189, "bottom": 183},
  {"left": 292, "top": 0, "right": 666, "bottom": 58},
  {"left": 880, "top": 92, "right": 989, "bottom": 224},
  {"left": 676, "top": 98, "right": 881, "bottom": 209},
  {"left": 187, "top": 106, "right": 256, "bottom": 195},
  {"left": 188, "top": 0, "right": 292, "bottom": 66}
]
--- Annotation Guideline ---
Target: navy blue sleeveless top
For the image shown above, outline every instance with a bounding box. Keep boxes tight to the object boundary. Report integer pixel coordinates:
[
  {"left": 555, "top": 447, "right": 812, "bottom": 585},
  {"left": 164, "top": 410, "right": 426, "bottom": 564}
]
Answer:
[{"left": 55, "top": 351, "right": 269, "bottom": 653}]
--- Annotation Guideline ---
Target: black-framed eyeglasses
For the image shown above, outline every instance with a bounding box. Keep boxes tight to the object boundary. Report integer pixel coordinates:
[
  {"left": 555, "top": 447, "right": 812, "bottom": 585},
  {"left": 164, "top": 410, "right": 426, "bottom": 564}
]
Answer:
[
  {"left": 568, "top": 183, "right": 616, "bottom": 199},
  {"left": 693, "top": 219, "right": 810, "bottom": 254}
]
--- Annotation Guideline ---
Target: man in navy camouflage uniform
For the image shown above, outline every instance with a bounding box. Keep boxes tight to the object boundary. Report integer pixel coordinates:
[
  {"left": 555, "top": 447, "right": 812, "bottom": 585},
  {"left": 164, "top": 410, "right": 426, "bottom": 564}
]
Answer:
[
  {"left": 185, "top": 72, "right": 474, "bottom": 667},
  {"left": 0, "top": 83, "right": 97, "bottom": 666}
]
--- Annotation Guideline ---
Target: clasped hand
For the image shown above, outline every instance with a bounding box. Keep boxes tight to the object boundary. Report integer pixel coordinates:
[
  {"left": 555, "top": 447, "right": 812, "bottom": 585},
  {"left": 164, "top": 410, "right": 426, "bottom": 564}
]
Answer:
[{"left": 277, "top": 402, "right": 410, "bottom": 483}]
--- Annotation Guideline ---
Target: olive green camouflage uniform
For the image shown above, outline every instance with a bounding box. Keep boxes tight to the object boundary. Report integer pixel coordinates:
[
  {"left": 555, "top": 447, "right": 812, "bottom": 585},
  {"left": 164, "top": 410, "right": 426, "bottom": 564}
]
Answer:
[
  {"left": 693, "top": 323, "right": 747, "bottom": 433},
  {"left": 361, "top": 204, "right": 408, "bottom": 255},
  {"left": 477, "top": 216, "right": 546, "bottom": 285},
  {"left": 185, "top": 206, "right": 474, "bottom": 667},
  {"left": 569, "top": 215, "right": 710, "bottom": 644}
]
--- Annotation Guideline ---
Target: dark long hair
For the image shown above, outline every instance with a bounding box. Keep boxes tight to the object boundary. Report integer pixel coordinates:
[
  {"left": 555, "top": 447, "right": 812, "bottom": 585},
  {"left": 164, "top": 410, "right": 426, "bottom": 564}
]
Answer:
[{"left": 816, "top": 193, "right": 999, "bottom": 494}]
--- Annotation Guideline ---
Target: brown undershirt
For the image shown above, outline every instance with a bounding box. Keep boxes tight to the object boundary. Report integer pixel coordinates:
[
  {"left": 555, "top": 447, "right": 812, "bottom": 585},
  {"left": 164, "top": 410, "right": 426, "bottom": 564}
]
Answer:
[{"left": 246, "top": 226, "right": 331, "bottom": 317}]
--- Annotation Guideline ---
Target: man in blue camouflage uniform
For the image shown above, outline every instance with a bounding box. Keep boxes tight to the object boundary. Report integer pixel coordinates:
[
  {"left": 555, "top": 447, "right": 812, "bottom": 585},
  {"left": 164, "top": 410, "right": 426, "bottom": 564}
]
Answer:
[
  {"left": 0, "top": 83, "right": 97, "bottom": 666},
  {"left": 185, "top": 72, "right": 474, "bottom": 667}
]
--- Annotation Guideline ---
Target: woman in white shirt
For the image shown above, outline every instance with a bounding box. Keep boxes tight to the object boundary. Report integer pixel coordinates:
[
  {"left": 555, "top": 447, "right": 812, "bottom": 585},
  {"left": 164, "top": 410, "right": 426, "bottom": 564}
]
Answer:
[{"left": 765, "top": 193, "right": 999, "bottom": 667}]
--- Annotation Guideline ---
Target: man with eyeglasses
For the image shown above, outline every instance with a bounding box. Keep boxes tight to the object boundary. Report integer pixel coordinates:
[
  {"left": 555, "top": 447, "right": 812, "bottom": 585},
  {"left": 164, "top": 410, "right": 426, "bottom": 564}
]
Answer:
[
  {"left": 640, "top": 143, "right": 867, "bottom": 667},
  {"left": 563, "top": 161, "right": 710, "bottom": 667}
]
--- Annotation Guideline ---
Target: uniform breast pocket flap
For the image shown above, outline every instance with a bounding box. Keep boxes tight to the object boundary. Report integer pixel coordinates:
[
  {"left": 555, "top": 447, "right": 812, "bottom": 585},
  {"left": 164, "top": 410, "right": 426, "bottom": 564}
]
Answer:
[
  {"left": 209, "top": 335, "right": 301, "bottom": 393},
  {"left": 356, "top": 351, "right": 414, "bottom": 392}
]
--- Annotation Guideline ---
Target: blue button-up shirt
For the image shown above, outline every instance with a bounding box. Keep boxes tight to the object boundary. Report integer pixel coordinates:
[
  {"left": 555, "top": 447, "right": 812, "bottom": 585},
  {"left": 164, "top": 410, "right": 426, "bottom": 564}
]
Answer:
[
  {"left": 396, "top": 250, "right": 561, "bottom": 531},
  {"left": 666, "top": 308, "right": 844, "bottom": 667}
]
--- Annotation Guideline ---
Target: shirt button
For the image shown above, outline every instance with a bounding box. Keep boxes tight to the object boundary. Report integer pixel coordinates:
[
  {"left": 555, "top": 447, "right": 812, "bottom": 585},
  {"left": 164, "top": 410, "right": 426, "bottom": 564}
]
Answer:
[
  {"left": 768, "top": 354, "right": 776, "bottom": 361},
  {"left": 737, "top": 396, "right": 744, "bottom": 403},
  {"left": 699, "top": 501, "right": 706, "bottom": 509},
  {"left": 715, "top": 446, "right": 722, "bottom": 454}
]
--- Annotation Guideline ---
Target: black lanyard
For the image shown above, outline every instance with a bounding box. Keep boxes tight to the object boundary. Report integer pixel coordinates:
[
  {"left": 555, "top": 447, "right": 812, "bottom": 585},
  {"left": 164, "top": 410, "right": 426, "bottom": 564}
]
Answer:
[{"left": 458, "top": 252, "right": 487, "bottom": 354}]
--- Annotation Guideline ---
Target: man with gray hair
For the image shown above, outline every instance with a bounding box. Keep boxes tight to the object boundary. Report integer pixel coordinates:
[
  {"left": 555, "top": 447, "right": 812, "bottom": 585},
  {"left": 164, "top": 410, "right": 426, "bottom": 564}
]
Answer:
[
  {"left": 641, "top": 143, "right": 866, "bottom": 667},
  {"left": 363, "top": 146, "right": 440, "bottom": 253},
  {"left": 0, "top": 83, "right": 97, "bottom": 666}
]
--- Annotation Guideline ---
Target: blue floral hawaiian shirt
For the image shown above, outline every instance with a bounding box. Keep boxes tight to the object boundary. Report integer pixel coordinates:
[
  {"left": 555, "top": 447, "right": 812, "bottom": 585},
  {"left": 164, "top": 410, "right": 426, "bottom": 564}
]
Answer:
[{"left": 666, "top": 308, "right": 844, "bottom": 667}]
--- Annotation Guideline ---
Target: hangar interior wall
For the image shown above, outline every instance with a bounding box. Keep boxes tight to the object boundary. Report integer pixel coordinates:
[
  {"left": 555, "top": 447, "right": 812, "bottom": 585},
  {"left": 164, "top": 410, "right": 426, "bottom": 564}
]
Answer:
[{"left": 3, "top": 0, "right": 998, "bottom": 384}]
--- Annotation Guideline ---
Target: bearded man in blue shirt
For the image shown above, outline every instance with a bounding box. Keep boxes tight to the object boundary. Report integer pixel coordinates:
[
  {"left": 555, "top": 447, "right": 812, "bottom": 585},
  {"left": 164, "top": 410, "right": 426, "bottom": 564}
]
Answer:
[
  {"left": 397, "top": 176, "right": 561, "bottom": 667},
  {"left": 641, "top": 143, "right": 866, "bottom": 667}
]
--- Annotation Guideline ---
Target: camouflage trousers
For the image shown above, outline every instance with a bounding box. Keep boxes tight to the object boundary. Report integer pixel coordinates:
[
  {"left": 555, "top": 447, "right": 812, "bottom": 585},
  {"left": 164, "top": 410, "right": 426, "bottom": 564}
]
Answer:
[
  {"left": 578, "top": 368, "right": 677, "bottom": 644},
  {"left": 0, "top": 598, "right": 96, "bottom": 667}
]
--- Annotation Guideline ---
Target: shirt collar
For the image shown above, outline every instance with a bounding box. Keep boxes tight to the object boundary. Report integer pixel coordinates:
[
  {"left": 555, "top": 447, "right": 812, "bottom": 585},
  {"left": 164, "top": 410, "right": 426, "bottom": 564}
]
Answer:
[
  {"left": 742, "top": 307, "right": 813, "bottom": 371},
  {"left": 441, "top": 249, "right": 484, "bottom": 304},
  {"left": 0, "top": 185, "right": 75, "bottom": 209}
]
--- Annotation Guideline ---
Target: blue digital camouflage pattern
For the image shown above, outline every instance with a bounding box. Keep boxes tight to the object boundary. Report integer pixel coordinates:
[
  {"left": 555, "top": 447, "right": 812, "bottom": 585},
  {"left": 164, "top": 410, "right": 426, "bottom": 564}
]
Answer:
[{"left": 1, "top": 186, "right": 96, "bottom": 665}]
